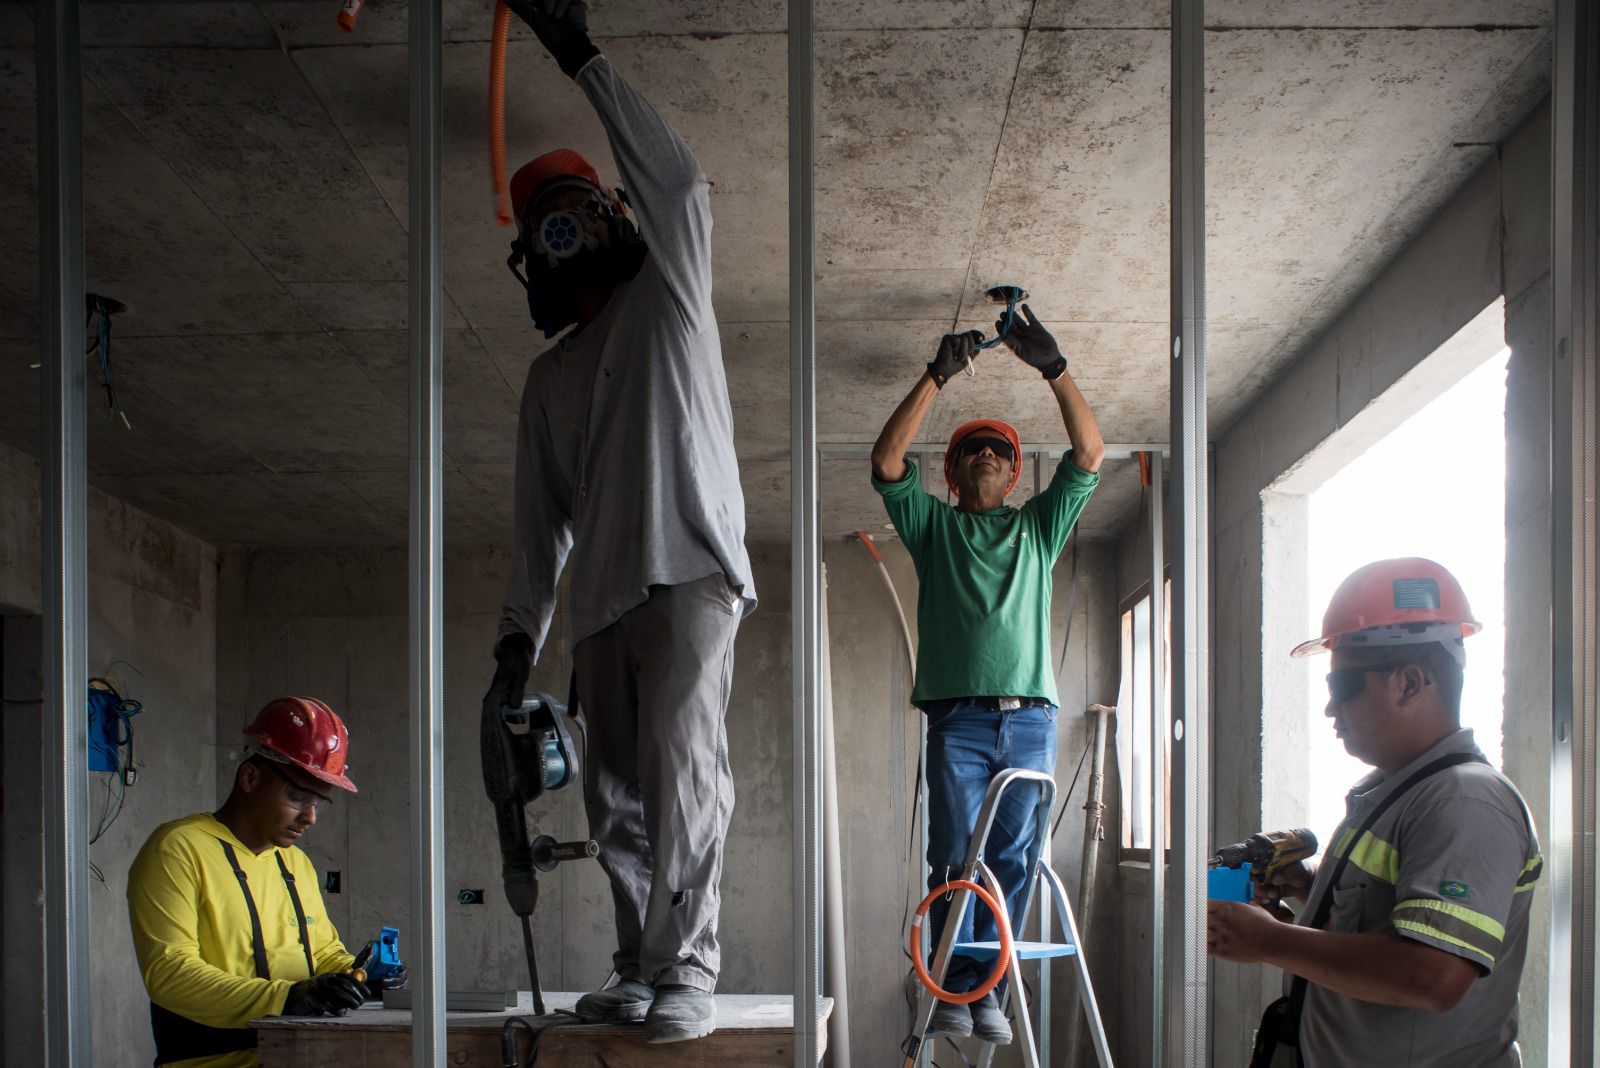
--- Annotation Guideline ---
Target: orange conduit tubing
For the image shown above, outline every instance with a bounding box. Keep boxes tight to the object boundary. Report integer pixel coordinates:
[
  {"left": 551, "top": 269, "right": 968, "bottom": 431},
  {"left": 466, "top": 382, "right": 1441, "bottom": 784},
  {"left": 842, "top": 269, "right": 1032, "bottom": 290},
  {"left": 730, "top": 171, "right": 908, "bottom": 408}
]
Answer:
[
  {"left": 489, "top": 1, "right": 514, "bottom": 226},
  {"left": 908, "top": 879, "right": 1013, "bottom": 1005}
]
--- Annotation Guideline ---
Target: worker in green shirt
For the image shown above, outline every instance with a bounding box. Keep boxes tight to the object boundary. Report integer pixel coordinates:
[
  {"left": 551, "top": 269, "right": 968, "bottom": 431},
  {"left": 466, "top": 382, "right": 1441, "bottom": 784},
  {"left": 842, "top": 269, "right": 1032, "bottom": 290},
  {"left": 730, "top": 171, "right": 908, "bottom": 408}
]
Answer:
[{"left": 870, "top": 303, "right": 1102, "bottom": 1044}]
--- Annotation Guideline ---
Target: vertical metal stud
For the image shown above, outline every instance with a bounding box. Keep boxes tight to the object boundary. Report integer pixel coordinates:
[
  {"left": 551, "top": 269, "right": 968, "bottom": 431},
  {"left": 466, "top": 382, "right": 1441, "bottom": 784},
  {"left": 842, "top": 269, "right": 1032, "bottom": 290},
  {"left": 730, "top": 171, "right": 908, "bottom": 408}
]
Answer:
[
  {"left": 1168, "top": 0, "right": 1209, "bottom": 1059},
  {"left": 1147, "top": 451, "right": 1166, "bottom": 1059},
  {"left": 790, "top": 0, "right": 821, "bottom": 1059},
  {"left": 36, "top": 1, "right": 90, "bottom": 1064},
  {"left": 407, "top": 0, "right": 446, "bottom": 1063},
  {"left": 1549, "top": 0, "right": 1599, "bottom": 1061}
]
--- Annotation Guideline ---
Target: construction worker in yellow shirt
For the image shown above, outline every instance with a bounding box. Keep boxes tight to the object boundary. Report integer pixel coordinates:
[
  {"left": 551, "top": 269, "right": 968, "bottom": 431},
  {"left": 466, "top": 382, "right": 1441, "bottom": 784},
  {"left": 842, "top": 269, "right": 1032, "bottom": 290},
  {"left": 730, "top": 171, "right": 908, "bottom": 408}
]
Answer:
[{"left": 127, "top": 697, "right": 406, "bottom": 1067}]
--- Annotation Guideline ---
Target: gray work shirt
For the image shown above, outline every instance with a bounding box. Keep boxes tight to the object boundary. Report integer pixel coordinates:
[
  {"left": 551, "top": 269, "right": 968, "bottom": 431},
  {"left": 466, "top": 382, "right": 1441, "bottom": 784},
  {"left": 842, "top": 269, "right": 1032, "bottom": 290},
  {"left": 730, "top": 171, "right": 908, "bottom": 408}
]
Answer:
[
  {"left": 498, "top": 56, "right": 756, "bottom": 660},
  {"left": 1296, "top": 729, "right": 1542, "bottom": 1068}
]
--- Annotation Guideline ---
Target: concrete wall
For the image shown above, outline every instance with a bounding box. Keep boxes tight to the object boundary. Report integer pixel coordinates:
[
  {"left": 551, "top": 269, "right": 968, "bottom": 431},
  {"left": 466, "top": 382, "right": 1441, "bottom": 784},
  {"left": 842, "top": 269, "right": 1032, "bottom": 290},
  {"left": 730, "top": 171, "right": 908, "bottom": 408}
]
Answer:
[
  {"left": 0, "top": 437, "right": 218, "bottom": 1068},
  {"left": 214, "top": 526, "right": 1127, "bottom": 1066},
  {"left": 1206, "top": 98, "right": 1553, "bottom": 1066},
  {"left": 213, "top": 542, "right": 796, "bottom": 1004},
  {"left": 822, "top": 532, "right": 1124, "bottom": 1067}
]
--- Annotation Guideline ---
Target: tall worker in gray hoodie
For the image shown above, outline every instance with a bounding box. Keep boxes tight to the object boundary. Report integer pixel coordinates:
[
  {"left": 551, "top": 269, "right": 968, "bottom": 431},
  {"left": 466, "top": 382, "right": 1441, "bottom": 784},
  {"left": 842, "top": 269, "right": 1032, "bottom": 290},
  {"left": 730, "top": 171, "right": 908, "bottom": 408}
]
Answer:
[{"left": 482, "top": 0, "right": 755, "bottom": 1044}]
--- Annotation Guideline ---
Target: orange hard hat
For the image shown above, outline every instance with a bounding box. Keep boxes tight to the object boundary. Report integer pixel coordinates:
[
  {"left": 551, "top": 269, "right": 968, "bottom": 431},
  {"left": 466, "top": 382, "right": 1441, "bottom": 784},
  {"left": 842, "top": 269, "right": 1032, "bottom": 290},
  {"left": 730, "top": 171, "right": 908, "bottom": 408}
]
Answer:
[
  {"left": 244, "top": 697, "right": 358, "bottom": 793},
  {"left": 945, "top": 419, "right": 1023, "bottom": 497},
  {"left": 509, "top": 149, "right": 608, "bottom": 226},
  {"left": 1291, "top": 557, "right": 1481, "bottom": 665}
]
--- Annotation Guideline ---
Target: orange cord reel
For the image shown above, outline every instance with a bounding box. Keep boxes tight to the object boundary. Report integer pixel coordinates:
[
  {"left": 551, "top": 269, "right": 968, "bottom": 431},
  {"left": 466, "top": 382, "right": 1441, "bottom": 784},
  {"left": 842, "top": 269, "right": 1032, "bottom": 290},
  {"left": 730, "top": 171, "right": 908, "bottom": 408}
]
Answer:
[{"left": 908, "top": 879, "right": 1014, "bottom": 1005}]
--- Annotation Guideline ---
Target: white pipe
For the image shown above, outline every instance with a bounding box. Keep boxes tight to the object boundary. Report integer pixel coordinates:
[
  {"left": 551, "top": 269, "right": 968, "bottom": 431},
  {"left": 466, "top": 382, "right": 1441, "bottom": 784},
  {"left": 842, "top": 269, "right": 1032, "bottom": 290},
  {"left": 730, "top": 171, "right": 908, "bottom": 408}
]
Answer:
[{"left": 820, "top": 565, "right": 852, "bottom": 1067}]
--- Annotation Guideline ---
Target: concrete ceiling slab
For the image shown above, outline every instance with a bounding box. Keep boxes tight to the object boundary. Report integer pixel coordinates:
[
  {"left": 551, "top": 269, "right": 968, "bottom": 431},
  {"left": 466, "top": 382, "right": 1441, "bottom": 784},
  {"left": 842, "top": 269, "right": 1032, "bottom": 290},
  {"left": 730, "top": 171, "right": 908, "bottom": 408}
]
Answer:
[
  {"left": 330, "top": 326, "right": 519, "bottom": 467},
  {"left": 0, "top": 5, "right": 1551, "bottom": 548},
  {"left": 260, "top": 0, "right": 787, "bottom": 47},
  {"left": 1206, "top": 1, "right": 1547, "bottom": 28},
  {"left": 113, "top": 332, "right": 413, "bottom": 474},
  {"left": 815, "top": 29, "right": 1023, "bottom": 275},
  {"left": 288, "top": 34, "right": 788, "bottom": 331},
  {"left": 79, "top": 5, "right": 282, "bottom": 49},
  {"left": 85, "top": 46, "right": 408, "bottom": 283}
]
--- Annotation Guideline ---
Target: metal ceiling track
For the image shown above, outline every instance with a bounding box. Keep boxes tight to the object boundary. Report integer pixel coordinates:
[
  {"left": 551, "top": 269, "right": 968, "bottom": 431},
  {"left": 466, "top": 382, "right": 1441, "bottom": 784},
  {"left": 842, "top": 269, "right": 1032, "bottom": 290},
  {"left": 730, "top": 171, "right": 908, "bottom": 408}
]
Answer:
[
  {"left": 1549, "top": 0, "right": 1599, "bottom": 1062},
  {"left": 36, "top": 0, "right": 92, "bottom": 1064}
]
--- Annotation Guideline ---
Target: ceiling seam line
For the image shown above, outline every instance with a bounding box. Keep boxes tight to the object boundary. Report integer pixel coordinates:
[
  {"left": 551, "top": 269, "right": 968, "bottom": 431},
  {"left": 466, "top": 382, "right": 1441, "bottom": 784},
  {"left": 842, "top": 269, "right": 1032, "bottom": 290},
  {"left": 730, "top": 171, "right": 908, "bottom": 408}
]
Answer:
[
  {"left": 952, "top": 1, "right": 1039, "bottom": 333},
  {"left": 79, "top": 62, "right": 327, "bottom": 339}
]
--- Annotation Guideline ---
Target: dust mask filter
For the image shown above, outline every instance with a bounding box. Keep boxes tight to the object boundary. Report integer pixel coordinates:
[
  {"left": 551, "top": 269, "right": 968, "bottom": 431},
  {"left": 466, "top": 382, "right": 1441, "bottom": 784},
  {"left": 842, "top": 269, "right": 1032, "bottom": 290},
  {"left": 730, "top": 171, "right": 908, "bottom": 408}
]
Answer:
[{"left": 533, "top": 207, "right": 602, "bottom": 268}]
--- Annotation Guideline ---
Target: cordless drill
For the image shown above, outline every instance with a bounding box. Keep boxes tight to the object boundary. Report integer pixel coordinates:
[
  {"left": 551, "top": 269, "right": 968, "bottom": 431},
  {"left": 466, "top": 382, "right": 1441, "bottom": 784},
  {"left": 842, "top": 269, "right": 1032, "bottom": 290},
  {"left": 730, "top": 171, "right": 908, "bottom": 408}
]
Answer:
[{"left": 1211, "top": 828, "right": 1318, "bottom": 911}]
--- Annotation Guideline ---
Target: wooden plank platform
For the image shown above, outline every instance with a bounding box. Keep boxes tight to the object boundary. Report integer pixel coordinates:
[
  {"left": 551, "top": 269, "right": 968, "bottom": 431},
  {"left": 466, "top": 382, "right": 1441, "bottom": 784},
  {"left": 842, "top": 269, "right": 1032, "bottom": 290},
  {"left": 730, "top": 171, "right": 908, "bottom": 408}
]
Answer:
[{"left": 254, "top": 992, "right": 832, "bottom": 1067}]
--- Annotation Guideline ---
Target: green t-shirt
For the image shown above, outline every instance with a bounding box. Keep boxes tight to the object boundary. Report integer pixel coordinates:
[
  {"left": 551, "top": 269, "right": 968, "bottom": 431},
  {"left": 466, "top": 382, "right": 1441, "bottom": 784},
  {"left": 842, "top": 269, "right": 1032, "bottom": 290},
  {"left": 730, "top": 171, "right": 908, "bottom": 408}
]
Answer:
[{"left": 872, "top": 457, "right": 1098, "bottom": 708}]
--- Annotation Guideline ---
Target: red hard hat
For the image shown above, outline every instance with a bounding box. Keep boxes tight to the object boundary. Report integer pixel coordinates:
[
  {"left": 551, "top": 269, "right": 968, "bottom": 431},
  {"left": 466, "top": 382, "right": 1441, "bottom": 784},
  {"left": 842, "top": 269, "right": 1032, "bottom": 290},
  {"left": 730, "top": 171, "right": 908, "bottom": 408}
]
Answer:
[
  {"left": 509, "top": 149, "right": 607, "bottom": 226},
  {"left": 945, "top": 419, "right": 1023, "bottom": 497},
  {"left": 1291, "top": 557, "right": 1482, "bottom": 663},
  {"left": 244, "top": 697, "right": 358, "bottom": 793}
]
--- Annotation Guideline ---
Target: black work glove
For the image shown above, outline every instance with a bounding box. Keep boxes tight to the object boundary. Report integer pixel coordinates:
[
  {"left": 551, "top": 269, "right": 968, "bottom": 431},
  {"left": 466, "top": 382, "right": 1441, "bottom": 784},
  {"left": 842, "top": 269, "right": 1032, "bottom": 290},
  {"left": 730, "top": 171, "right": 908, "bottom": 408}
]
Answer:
[
  {"left": 483, "top": 632, "right": 533, "bottom": 721},
  {"left": 927, "top": 330, "right": 983, "bottom": 389},
  {"left": 503, "top": 0, "right": 600, "bottom": 80},
  {"left": 999, "top": 303, "right": 1068, "bottom": 381},
  {"left": 282, "top": 973, "right": 368, "bottom": 1017}
]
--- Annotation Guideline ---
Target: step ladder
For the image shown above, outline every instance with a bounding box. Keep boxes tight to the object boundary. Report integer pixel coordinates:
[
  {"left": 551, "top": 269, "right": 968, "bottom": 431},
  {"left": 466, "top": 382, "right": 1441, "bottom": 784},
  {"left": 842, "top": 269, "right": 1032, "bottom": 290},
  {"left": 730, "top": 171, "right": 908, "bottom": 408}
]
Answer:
[{"left": 903, "top": 767, "right": 1114, "bottom": 1068}]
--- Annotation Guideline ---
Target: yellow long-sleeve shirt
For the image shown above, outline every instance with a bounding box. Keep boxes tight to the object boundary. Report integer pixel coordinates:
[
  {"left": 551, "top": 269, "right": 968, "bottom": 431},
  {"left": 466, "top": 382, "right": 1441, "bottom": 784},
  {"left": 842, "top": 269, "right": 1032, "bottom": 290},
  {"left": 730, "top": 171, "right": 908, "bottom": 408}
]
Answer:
[{"left": 127, "top": 813, "right": 355, "bottom": 1068}]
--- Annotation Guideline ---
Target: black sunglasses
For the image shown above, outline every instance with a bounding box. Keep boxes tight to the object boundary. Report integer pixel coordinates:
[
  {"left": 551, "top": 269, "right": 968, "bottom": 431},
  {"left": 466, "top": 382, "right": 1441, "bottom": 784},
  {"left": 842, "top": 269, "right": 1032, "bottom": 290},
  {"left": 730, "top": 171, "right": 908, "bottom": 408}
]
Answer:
[
  {"left": 955, "top": 436, "right": 1016, "bottom": 464},
  {"left": 1325, "top": 662, "right": 1408, "bottom": 704}
]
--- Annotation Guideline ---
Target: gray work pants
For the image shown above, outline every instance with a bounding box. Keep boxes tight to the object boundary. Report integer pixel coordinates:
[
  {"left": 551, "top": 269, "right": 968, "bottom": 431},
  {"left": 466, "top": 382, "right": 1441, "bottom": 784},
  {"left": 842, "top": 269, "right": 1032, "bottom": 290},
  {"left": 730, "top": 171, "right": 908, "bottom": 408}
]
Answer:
[{"left": 573, "top": 574, "right": 740, "bottom": 992}]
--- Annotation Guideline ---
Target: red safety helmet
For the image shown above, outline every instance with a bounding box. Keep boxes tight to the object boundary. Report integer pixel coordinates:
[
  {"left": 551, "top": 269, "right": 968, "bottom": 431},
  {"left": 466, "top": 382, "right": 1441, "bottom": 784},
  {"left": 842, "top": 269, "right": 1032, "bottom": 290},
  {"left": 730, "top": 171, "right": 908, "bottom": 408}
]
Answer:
[
  {"left": 509, "top": 149, "right": 610, "bottom": 227},
  {"left": 243, "top": 697, "right": 358, "bottom": 793},
  {"left": 945, "top": 419, "right": 1024, "bottom": 497},
  {"left": 1291, "top": 557, "right": 1481, "bottom": 665}
]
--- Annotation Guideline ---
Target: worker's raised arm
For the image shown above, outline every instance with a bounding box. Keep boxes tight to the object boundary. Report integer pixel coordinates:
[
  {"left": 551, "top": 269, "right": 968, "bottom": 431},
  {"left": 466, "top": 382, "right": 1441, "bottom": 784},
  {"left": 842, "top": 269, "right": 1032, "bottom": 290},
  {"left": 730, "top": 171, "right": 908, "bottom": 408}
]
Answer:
[
  {"left": 872, "top": 330, "right": 983, "bottom": 483},
  {"left": 1000, "top": 304, "right": 1104, "bottom": 472},
  {"left": 506, "top": 0, "right": 714, "bottom": 321}
]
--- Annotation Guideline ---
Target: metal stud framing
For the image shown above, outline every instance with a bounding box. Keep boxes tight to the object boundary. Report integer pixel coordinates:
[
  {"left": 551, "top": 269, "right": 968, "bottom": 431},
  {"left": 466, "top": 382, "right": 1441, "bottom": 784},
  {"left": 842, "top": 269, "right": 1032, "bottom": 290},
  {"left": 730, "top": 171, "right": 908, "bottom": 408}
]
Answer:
[
  {"left": 36, "top": 1, "right": 91, "bottom": 1064},
  {"left": 407, "top": 0, "right": 446, "bottom": 1063},
  {"left": 1167, "top": 0, "right": 1210, "bottom": 1059},
  {"left": 790, "top": 0, "right": 823, "bottom": 1061},
  {"left": 1549, "top": 0, "right": 1599, "bottom": 1061}
]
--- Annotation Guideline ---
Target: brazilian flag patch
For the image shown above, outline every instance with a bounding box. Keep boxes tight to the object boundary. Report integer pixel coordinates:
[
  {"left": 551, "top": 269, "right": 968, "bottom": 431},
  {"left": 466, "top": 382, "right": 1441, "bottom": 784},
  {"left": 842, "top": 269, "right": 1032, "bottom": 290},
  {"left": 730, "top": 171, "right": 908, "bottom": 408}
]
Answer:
[{"left": 1440, "top": 881, "right": 1470, "bottom": 899}]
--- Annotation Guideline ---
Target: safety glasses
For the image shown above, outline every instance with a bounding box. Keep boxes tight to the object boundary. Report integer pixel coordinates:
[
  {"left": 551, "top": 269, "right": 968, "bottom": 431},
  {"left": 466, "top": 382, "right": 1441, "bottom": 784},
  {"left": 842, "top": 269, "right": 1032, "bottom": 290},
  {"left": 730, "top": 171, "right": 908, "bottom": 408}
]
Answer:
[
  {"left": 955, "top": 436, "right": 1016, "bottom": 464},
  {"left": 263, "top": 759, "right": 333, "bottom": 813},
  {"left": 1325, "top": 662, "right": 1406, "bottom": 704}
]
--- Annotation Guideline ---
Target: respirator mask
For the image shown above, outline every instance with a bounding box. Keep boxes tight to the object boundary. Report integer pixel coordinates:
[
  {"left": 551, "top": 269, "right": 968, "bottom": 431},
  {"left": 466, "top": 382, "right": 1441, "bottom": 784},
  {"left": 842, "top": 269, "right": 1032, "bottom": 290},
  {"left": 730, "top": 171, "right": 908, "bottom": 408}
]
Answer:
[{"left": 507, "top": 183, "right": 644, "bottom": 337}]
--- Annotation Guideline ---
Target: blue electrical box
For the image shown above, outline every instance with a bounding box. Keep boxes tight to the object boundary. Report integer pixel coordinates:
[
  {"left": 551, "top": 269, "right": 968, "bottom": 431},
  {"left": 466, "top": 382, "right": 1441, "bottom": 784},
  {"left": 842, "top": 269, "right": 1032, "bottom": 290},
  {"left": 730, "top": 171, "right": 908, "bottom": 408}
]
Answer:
[
  {"left": 86, "top": 683, "right": 125, "bottom": 773},
  {"left": 1207, "top": 863, "right": 1254, "bottom": 902}
]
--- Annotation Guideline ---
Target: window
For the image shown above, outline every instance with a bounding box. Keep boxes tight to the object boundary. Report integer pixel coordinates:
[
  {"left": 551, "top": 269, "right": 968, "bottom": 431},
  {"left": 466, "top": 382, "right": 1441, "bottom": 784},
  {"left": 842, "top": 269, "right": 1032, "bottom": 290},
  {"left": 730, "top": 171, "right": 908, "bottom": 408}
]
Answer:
[{"left": 1116, "top": 578, "right": 1171, "bottom": 856}]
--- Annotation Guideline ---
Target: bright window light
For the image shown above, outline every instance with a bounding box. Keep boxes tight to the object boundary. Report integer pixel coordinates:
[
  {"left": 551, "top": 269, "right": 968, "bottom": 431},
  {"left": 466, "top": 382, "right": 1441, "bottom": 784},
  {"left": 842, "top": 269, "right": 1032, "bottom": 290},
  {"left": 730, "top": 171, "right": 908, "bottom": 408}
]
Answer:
[{"left": 1303, "top": 347, "right": 1510, "bottom": 844}]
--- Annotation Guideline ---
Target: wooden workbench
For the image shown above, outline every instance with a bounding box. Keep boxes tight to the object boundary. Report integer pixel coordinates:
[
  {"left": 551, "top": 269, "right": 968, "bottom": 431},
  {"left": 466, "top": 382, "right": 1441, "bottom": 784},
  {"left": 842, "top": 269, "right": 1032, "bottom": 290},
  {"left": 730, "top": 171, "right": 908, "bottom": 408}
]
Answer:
[{"left": 254, "top": 992, "right": 832, "bottom": 1067}]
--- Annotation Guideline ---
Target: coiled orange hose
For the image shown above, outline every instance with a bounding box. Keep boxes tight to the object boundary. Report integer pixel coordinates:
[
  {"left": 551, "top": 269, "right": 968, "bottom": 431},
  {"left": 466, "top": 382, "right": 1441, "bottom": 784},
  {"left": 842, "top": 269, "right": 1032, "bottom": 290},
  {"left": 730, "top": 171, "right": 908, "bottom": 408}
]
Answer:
[{"left": 489, "top": 1, "right": 513, "bottom": 226}]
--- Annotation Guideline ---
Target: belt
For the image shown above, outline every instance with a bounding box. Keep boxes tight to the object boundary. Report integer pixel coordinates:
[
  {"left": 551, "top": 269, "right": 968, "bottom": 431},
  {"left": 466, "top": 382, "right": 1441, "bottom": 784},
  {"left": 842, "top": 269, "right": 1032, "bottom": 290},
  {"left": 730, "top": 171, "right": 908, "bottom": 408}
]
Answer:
[{"left": 926, "top": 695, "right": 1031, "bottom": 714}]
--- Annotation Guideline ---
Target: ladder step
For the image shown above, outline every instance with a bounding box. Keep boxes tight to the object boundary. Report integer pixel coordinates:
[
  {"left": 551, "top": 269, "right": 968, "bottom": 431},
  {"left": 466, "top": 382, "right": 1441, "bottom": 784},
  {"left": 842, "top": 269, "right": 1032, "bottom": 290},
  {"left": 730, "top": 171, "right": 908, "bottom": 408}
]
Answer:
[{"left": 953, "top": 940, "right": 1078, "bottom": 961}]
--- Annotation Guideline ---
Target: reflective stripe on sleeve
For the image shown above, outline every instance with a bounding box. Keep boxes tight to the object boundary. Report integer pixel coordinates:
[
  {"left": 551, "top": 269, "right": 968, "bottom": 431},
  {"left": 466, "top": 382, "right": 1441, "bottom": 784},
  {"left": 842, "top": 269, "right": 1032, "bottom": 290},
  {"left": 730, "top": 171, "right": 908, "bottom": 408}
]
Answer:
[
  {"left": 1392, "top": 898, "right": 1504, "bottom": 964},
  {"left": 1515, "top": 854, "right": 1543, "bottom": 893}
]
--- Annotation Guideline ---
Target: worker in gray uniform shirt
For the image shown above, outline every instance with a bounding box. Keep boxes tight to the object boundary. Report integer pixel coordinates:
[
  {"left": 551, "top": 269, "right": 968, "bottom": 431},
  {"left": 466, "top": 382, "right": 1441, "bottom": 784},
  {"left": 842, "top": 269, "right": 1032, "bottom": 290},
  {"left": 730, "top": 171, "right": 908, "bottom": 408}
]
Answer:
[
  {"left": 482, "top": 0, "right": 756, "bottom": 1045},
  {"left": 1209, "top": 559, "right": 1541, "bottom": 1067}
]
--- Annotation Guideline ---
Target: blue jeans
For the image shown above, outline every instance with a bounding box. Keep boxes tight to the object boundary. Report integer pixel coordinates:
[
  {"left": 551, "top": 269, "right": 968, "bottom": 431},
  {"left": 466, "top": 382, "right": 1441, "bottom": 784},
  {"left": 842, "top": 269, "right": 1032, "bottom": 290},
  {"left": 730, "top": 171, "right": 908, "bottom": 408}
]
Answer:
[{"left": 924, "top": 699, "right": 1058, "bottom": 993}]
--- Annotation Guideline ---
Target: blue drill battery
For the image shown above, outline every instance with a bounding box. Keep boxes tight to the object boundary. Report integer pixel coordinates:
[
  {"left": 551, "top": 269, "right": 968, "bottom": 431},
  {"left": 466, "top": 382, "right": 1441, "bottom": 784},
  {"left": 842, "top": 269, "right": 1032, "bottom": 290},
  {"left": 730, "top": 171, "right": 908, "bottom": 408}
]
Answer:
[{"left": 1207, "top": 863, "right": 1254, "bottom": 902}]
